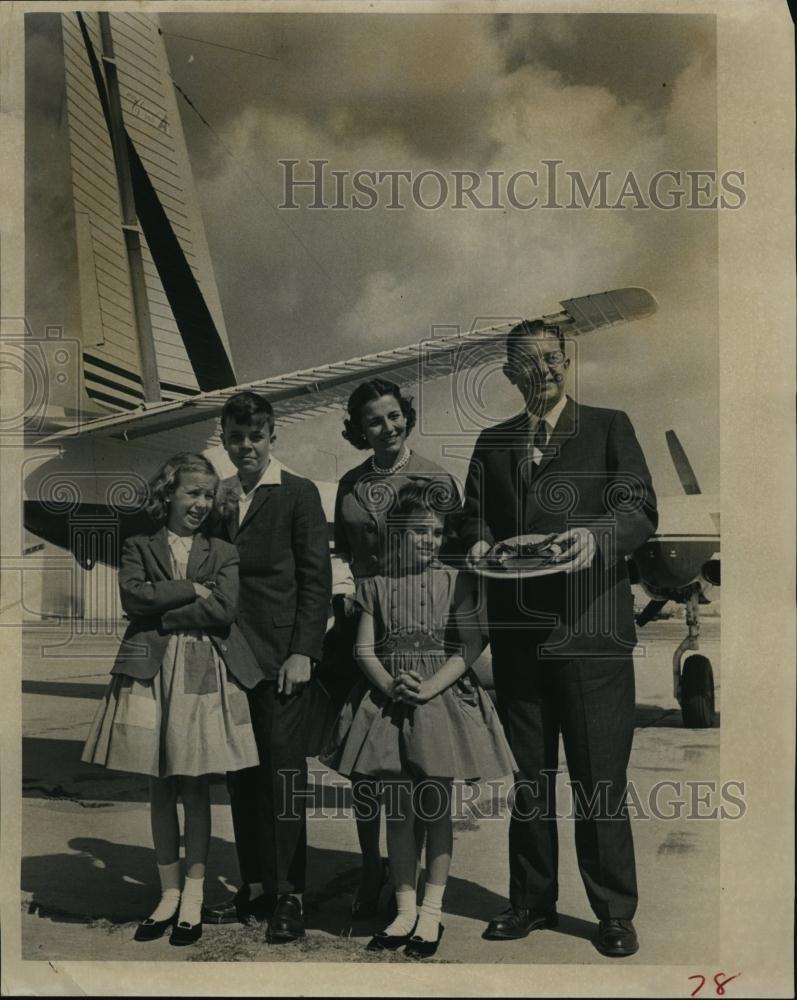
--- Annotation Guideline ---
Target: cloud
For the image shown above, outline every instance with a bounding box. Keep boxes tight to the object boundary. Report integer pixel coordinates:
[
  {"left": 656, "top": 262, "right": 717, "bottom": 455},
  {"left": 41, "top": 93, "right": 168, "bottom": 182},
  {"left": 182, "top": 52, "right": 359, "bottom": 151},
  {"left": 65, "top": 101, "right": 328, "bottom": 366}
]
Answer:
[
  {"left": 163, "top": 13, "right": 506, "bottom": 164},
  {"left": 496, "top": 13, "right": 716, "bottom": 114},
  {"left": 198, "top": 27, "right": 718, "bottom": 495},
  {"left": 25, "top": 11, "right": 720, "bottom": 495}
]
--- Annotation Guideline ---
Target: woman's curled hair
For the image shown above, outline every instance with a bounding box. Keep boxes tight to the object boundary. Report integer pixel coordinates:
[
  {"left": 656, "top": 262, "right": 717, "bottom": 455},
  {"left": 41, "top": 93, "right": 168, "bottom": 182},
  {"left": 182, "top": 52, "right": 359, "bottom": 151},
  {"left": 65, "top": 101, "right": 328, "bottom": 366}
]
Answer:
[{"left": 342, "top": 378, "right": 417, "bottom": 450}]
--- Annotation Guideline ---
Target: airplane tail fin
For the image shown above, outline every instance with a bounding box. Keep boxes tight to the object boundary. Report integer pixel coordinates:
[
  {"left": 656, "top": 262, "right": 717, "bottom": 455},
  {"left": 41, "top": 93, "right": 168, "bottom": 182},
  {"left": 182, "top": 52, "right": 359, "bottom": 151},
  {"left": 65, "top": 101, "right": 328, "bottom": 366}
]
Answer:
[
  {"left": 665, "top": 429, "right": 702, "bottom": 495},
  {"left": 58, "top": 11, "right": 235, "bottom": 414}
]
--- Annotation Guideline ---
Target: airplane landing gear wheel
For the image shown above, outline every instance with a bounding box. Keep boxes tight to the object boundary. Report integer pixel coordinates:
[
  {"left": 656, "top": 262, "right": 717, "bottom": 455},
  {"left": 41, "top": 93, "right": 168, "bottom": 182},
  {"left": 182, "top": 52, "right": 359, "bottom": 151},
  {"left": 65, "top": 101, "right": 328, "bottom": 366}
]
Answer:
[{"left": 680, "top": 654, "right": 715, "bottom": 728}]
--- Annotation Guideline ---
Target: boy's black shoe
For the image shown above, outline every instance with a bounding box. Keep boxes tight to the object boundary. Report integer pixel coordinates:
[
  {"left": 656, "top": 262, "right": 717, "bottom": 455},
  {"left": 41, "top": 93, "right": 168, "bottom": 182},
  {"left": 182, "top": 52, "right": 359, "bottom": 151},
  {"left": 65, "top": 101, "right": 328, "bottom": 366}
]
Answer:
[
  {"left": 202, "top": 886, "right": 275, "bottom": 925},
  {"left": 266, "top": 894, "right": 305, "bottom": 943},
  {"left": 483, "top": 906, "right": 558, "bottom": 940}
]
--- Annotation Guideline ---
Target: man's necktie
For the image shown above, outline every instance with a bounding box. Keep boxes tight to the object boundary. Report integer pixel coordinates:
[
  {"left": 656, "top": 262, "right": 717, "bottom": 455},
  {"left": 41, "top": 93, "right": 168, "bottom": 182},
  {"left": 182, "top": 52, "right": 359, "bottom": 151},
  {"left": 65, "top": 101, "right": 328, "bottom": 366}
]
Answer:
[
  {"left": 532, "top": 421, "right": 549, "bottom": 461},
  {"left": 530, "top": 420, "right": 553, "bottom": 474},
  {"left": 522, "top": 419, "right": 549, "bottom": 487}
]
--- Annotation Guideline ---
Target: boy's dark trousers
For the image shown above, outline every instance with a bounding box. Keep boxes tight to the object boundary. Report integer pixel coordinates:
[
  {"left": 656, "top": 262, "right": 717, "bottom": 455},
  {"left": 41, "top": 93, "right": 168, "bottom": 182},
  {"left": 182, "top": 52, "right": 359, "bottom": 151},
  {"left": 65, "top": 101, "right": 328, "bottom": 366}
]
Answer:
[{"left": 227, "top": 680, "right": 311, "bottom": 895}]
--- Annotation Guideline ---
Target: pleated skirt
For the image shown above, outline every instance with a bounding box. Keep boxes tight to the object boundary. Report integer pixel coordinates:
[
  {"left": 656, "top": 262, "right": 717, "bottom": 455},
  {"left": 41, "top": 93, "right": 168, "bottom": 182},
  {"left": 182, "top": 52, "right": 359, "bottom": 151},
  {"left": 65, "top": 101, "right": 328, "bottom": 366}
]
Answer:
[{"left": 82, "top": 632, "right": 259, "bottom": 778}]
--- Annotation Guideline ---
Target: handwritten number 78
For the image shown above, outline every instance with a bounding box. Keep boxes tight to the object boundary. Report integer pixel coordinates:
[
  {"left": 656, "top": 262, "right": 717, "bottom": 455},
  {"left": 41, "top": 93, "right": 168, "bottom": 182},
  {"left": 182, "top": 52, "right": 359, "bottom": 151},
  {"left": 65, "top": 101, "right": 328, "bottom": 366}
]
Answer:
[{"left": 689, "top": 973, "right": 741, "bottom": 997}]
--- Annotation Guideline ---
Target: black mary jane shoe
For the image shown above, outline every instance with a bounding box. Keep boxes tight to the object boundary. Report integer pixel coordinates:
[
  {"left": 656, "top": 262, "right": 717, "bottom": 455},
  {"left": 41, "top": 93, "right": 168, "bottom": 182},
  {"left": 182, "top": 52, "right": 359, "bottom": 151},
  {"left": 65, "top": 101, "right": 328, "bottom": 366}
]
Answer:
[
  {"left": 365, "top": 920, "right": 417, "bottom": 953},
  {"left": 404, "top": 924, "right": 445, "bottom": 960},
  {"left": 169, "top": 920, "right": 203, "bottom": 946},
  {"left": 133, "top": 916, "right": 174, "bottom": 942}
]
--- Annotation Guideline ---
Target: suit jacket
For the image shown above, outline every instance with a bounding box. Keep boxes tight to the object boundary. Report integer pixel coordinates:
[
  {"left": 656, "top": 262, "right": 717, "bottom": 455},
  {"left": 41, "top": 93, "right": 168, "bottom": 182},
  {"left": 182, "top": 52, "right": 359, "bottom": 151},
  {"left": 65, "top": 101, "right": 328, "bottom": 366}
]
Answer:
[
  {"left": 462, "top": 398, "right": 658, "bottom": 670},
  {"left": 111, "top": 528, "right": 263, "bottom": 689},
  {"left": 216, "top": 468, "right": 332, "bottom": 680}
]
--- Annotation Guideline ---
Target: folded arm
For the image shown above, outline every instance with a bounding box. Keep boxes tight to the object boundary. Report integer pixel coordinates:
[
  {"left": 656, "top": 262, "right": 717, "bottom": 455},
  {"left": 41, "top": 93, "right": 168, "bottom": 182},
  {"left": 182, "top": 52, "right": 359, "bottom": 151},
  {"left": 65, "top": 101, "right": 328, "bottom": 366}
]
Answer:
[
  {"left": 118, "top": 539, "right": 196, "bottom": 619},
  {"left": 160, "top": 548, "right": 240, "bottom": 630}
]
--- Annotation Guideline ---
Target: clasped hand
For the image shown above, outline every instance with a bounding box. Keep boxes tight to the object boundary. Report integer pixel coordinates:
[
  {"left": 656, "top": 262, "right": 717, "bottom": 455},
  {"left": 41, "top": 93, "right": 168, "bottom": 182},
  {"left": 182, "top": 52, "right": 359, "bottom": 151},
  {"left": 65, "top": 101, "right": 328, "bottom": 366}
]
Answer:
[{"left": 389, "top": 669, "right": 435, "bottom": 705}]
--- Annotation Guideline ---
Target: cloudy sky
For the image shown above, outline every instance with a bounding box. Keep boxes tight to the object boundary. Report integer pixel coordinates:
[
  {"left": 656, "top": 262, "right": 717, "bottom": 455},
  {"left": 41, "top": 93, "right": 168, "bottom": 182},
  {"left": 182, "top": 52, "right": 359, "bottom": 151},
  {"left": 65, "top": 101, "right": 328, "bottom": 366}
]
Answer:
[{"left": 28, "top": 11, "right": 720, "bottom": 496}]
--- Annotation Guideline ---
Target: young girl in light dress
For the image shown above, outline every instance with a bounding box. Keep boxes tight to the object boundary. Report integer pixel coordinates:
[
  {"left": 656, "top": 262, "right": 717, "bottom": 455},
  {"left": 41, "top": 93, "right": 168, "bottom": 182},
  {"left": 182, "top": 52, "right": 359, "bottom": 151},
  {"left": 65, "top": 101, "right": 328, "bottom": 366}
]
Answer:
[
  {"left": 82, "top": 454, "right": 261, "bottom": 946},
  {"left": 328, "top": 483, "right": 516, "bottom": 959}
]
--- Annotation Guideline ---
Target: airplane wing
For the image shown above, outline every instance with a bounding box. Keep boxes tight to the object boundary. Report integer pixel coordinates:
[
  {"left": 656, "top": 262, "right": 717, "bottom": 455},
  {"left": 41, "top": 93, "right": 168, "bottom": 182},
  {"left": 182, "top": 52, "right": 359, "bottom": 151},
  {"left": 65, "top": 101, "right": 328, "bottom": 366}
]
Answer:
[{"left": 36, "top": 287, "right": 657, "bottom": 446}]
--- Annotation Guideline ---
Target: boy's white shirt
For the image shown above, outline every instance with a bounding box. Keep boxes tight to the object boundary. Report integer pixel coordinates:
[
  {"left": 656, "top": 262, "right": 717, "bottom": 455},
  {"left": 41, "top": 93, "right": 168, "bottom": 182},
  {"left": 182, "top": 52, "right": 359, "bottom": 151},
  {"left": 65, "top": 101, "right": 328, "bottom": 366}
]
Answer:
[{"left": 236, "top": 457, "right": 284, "bottom": 523}]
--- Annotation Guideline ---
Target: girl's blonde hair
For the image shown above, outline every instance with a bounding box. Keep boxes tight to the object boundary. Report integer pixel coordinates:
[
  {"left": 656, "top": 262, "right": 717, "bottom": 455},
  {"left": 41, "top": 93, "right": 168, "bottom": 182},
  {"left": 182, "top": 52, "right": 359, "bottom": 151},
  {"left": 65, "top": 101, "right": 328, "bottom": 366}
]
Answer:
[{"left": 146, "top": 453, "right": 219, "bottom": 527}]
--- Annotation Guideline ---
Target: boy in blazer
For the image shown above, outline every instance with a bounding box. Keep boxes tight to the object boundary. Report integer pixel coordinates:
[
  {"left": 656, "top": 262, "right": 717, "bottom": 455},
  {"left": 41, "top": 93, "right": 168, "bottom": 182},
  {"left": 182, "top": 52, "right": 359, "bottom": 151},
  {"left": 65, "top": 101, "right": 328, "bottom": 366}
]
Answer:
[
  {"left": 204, "top": 391, "right": 332, "bottom": 942},
  {"left": 462, "top": 320, "right": 658, "bottom": 957}
]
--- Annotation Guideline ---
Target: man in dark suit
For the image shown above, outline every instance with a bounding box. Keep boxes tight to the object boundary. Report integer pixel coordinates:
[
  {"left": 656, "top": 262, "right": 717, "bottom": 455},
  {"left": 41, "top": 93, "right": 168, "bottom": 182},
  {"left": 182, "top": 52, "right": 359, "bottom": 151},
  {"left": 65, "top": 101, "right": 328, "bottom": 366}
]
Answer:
[
  {"left": 203, "top": 391, "right": 331, "bottom": 942},
  {"left": 461, "top": 320, "right": 657, "bottom": 957}
]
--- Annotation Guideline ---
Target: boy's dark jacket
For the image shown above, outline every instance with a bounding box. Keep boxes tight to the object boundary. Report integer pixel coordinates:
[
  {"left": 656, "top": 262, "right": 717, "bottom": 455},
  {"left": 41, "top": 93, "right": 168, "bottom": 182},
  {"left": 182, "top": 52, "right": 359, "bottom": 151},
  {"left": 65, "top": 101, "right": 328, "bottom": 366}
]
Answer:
[
  {"left": 215, "top": 468, "right": 332, "bottom": 680},
  {"left": 111, "top": 528, "right": 263, "bottom": 689}
]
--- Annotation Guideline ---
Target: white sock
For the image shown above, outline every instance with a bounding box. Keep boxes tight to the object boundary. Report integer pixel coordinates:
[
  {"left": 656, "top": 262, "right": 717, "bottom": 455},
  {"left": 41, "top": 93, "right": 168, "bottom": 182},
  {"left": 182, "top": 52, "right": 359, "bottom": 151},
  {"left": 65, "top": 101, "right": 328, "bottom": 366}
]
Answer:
[
  {"left": 148, "top": 861, "right": 181, "bottom": 922},
  {"left": 383, "top": 889, "right": 417, "bottom": 937},
  {"left": 178, "top": 875, "right": 204, "bottom": 927},
  {"left": 247, "top": 882, "right": 264, "bottom": 901},
  {"left": 414, "top": 881, "right": 445, "bottom": 942},
  {"left": 149, "top": 887, "right": 180, "bottom": 923}
]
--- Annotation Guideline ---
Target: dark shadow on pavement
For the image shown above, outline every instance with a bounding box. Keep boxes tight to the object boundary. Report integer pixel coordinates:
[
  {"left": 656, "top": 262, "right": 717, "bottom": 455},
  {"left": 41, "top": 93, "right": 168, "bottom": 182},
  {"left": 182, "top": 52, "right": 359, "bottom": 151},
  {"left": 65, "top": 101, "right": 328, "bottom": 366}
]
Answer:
[
  {"left": 23, "top": 835, "right": 244, "bottom": 925},
  {"left": 302, "top": 846, "right": 511, "bottom": 936},
  {"left": 23, "top": 738, "right": 362, "bottom": 810},
  {"left": 550, "top": 913, "right": 596, "bottom": 942},
  {"left": 22, "top": 834, "right": 594, "bottom": 948},
  {"left": 23, "top": 680, "right": 109, "bottom": 700},
  {"left": 635, "top": 704, "right": 721, "bottom": 729},
  {"left": 24, "top": 737, "right": 216, "bottom": 805}
]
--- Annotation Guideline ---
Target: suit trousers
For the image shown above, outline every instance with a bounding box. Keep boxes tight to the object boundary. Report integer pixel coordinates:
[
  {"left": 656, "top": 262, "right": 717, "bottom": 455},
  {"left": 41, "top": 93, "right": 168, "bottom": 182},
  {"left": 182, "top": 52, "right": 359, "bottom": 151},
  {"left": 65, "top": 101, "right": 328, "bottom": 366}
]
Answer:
[
  {"left": 227, "top": 679, "right": 310, "bottom": 895},
  {"left": 494, "top": 655, "right": 638, "bottom": 920}
]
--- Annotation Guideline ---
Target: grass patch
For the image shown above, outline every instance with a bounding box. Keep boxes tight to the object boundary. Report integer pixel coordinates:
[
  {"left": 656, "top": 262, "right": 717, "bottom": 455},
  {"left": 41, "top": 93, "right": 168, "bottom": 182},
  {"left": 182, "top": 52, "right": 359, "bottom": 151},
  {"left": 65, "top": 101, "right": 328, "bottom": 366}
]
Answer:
[{"left": 188, "top": 925, "right": 452, "bottom": 963}]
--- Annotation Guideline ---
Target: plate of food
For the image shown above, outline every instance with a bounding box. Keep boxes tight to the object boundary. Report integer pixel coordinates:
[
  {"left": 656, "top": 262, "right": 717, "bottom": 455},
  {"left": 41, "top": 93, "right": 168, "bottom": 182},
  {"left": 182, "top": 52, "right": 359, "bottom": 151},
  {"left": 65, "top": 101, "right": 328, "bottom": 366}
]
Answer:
[{"left": 471, "top": 533, "right": 573, "bottom": 579}]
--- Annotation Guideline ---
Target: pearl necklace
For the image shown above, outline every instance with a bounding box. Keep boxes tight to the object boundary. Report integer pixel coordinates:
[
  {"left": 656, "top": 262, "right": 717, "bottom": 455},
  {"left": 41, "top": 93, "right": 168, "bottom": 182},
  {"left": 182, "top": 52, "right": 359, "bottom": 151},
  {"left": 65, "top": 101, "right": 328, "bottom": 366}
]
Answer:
[{"left": 371, "top": 447, "right": 411, "bottom": 476}]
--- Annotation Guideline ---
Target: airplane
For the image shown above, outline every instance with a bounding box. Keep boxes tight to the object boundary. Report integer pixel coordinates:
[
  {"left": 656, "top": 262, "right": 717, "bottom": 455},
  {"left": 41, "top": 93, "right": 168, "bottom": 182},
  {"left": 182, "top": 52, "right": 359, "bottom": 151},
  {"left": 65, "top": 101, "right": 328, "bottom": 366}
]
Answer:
[
  {"left": 19, "top": 11, "right": 720, "bottom": 731},
  {"left": 630, "top": 432, "right": 720, "bottom": 728}
]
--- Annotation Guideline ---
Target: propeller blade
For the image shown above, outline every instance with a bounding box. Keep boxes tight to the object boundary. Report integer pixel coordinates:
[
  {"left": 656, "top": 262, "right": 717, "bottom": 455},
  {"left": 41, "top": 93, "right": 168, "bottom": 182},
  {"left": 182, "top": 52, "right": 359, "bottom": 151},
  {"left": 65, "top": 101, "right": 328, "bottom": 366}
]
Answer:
[{"left": 665, "top": 430, "right": 702, "bottom": 495}]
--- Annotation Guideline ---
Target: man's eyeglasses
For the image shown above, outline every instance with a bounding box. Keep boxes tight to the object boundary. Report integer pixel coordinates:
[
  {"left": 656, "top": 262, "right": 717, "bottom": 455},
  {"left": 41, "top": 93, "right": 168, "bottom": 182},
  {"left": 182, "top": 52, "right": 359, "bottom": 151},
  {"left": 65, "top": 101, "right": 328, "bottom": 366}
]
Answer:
[{"left": 504, "top": 350, "right": 567, "bottom": 377}]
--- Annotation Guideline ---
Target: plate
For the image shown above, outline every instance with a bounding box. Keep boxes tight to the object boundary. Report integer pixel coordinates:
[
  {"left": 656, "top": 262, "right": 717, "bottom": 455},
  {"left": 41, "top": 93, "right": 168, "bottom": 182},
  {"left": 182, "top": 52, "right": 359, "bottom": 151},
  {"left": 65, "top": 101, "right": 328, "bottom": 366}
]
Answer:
[{"left": 472, "top": 534, "right": 573, "bottom": 579}]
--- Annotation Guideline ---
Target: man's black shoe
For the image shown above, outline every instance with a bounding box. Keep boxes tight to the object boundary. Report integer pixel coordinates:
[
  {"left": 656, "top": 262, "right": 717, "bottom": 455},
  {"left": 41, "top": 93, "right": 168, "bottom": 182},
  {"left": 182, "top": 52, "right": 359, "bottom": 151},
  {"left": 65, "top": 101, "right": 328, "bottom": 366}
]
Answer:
[
  {"left": 266, "top": 894, "right": 305, "bottom": 943},
  {"left": 595, "top": 918, "right": 638, "bottom": 957},
  {"left": 201, "top": 886, "right": 275, "bottom": 925},
  {"left": 483, "top": 906, "right": 558, "bottom": 940}
]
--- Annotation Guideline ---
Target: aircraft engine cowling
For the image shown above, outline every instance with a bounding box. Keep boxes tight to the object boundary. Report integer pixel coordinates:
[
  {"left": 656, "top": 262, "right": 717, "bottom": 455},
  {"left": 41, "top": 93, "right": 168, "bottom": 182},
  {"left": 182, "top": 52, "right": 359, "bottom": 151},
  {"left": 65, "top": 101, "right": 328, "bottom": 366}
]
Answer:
[{"left": 700, "top": 559, "right": 721, "bottom": 588}]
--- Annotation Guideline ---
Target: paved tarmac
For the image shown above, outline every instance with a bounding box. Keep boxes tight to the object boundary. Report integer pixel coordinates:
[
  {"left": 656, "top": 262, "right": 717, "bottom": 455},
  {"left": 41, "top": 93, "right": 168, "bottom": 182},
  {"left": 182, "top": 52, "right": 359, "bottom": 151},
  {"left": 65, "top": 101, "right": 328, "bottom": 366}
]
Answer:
[{"left": 18, "top": 618, "right": 721, "bottom": 966}]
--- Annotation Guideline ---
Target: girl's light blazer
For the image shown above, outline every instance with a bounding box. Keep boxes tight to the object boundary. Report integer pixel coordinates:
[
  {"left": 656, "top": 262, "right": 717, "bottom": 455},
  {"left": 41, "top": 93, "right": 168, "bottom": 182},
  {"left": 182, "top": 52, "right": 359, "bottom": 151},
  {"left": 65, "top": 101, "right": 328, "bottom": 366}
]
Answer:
[{"left": 110, "top": 528, "right": 263, "bottom": 689}]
